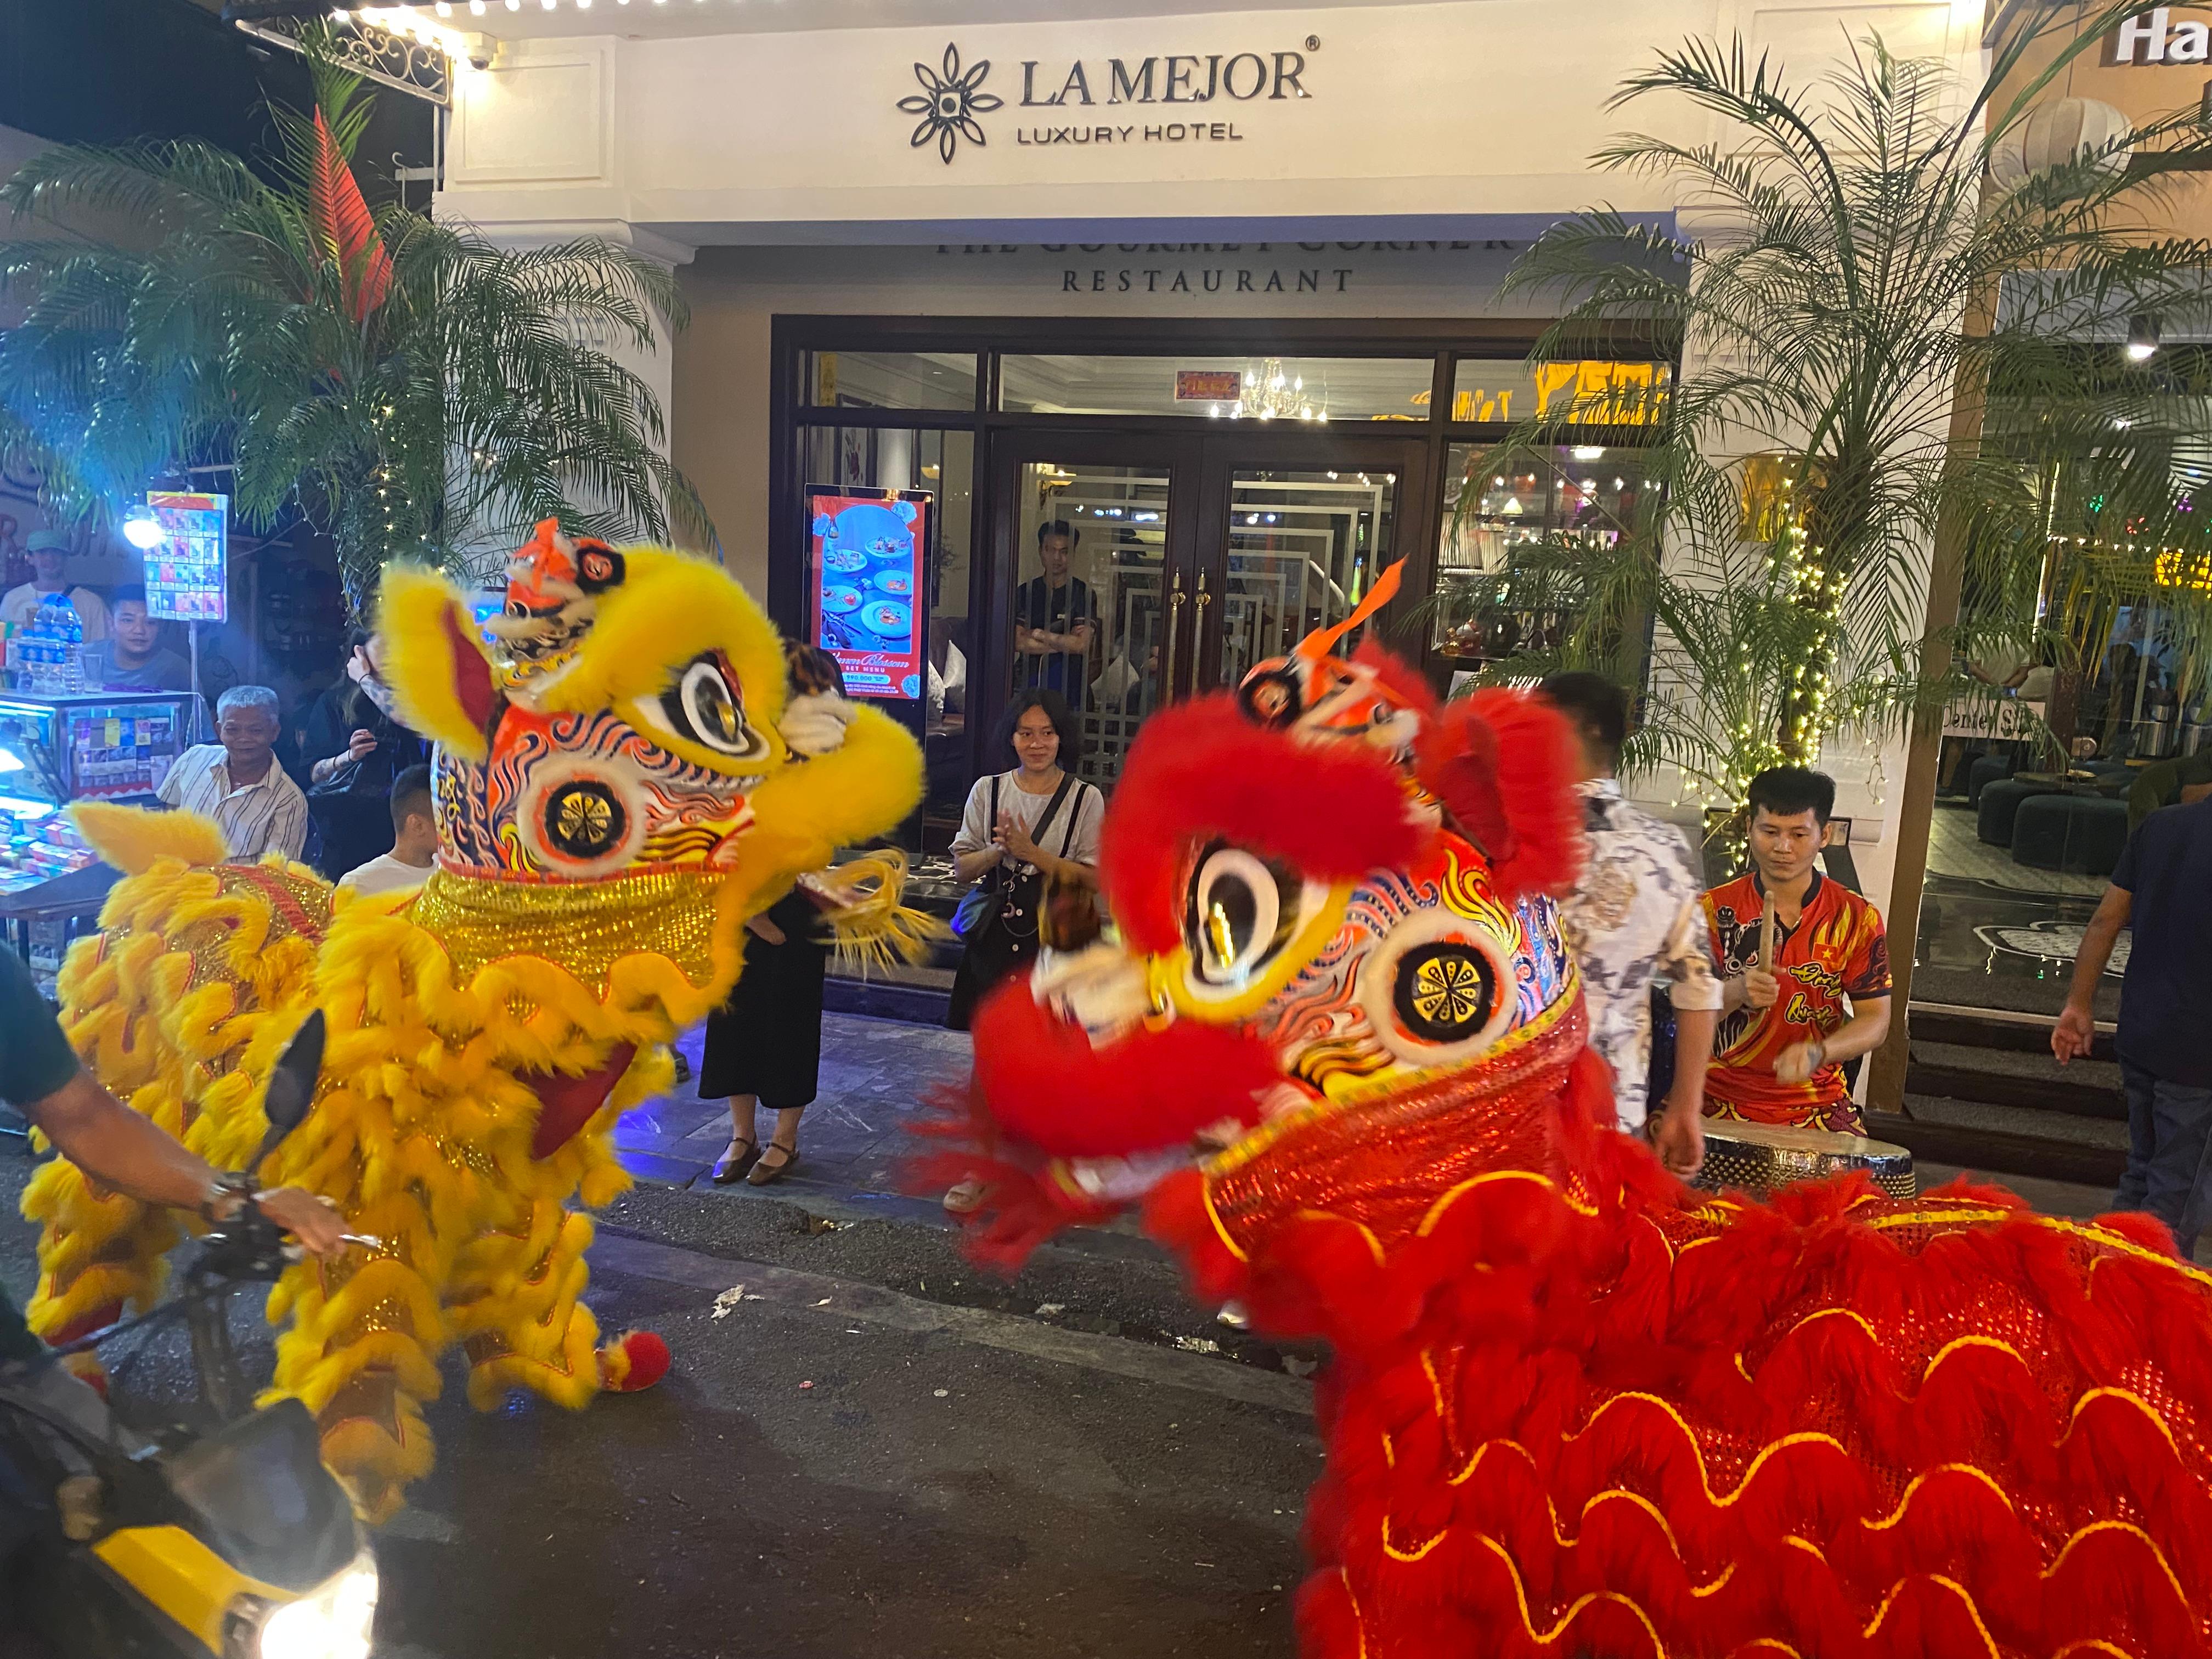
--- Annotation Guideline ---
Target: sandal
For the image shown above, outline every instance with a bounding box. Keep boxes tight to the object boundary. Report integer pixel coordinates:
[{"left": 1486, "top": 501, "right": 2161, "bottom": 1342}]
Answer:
[
  {"left": 710, "top": 1137, "right": 760, "bottom": 1184},
  {"left": 746, "top": 1141, "right": 800, "bottom": 1187},
  {"left": 942, "top": 1176, "right": 991, "bottom": 1215}
]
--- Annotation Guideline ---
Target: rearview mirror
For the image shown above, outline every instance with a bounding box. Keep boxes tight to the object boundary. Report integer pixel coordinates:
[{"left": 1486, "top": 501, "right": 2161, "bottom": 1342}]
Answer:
[{"left": 252, "top": 1011, "right": 326, "bottom": 1169}]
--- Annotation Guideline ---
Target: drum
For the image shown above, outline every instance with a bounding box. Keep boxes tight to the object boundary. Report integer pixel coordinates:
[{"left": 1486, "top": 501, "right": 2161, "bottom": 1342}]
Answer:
[{"left": 1695, "top": 1119, "right": 1915, "bottom": 1202}]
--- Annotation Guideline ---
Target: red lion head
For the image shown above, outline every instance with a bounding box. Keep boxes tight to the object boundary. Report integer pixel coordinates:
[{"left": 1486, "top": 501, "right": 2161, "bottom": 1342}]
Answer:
[{"left": 939, "top": 565, "right": 1596, "bottom": 1260}]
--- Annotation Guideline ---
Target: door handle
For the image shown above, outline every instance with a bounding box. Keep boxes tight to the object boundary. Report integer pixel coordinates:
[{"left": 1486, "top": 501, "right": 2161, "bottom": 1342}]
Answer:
[
  {"left": 1161, "top": 569, "right": 1186, "bottom": 699},
  {"left": 1192, "top": 568, "right": 1212, "bottom": 687}
]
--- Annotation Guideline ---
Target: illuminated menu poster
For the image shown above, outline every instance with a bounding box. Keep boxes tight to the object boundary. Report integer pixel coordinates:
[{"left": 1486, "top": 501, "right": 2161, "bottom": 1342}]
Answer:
[
  {"left": 805, "top": 486, "right": 929, "bottom": 701},
  {"left": 143, "top": 491, "right": 228, "bottom": 623}
]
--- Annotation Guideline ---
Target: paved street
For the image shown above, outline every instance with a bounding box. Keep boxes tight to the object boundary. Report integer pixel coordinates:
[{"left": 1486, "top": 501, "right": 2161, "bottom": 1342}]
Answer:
[
  {"left": 368, "top": 1229, "right": 1316, "bottom": 1659},
  {"left": 0, "top": 1011, "right": 1323, "bottom": 1659},
  {"left": 0, "top": 1008, "right": 2126, "bottom": 1658}
]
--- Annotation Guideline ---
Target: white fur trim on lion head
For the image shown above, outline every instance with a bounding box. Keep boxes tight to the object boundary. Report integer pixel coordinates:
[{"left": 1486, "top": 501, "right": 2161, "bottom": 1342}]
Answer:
[{"left": 780, "top": 691, "right": 857, "bottom": 758}]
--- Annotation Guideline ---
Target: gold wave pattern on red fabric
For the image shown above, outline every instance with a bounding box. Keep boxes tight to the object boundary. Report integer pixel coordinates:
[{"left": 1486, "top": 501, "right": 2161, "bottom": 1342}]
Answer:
[{"left": 1144, "top": 1053, "right": 2212, "bottom": 1659}]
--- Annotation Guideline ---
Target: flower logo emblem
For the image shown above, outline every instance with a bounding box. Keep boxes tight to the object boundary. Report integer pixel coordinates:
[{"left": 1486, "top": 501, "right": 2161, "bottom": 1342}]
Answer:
[{"left": 899, "top": 44, "right": 1002, "bottom": 165}]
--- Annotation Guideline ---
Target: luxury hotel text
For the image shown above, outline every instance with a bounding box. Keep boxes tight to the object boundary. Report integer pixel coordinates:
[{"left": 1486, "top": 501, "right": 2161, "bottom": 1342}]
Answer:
[{"left": 1018, "top": 122, "right": 1244, "bottom": 145}]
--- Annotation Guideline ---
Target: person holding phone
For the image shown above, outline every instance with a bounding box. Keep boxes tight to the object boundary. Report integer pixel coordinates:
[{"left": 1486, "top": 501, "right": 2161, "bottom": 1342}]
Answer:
[
  {"left": 302, "top": 630, "right": 428, "bottom": 882},
  {"left": 944, "top": 690, "right": 1103, "bottom": 1036},
  {"left": 940, "top": 690, "right": 1103, "bottom": 1215}
]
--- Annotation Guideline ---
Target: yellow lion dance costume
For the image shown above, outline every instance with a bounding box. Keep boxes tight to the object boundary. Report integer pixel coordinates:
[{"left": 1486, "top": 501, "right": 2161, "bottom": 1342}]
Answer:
[{"left": 19, "top": 522, "right": 925, "bottom": 1520}]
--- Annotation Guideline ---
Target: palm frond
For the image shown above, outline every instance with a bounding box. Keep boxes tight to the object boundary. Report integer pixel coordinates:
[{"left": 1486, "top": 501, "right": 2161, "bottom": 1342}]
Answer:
[
  {"left": 0, "top": 76, "right": 713, "bottom": 609},
  {"left": 1461, "top": 25, "right": 2212, "bottom": 797}
]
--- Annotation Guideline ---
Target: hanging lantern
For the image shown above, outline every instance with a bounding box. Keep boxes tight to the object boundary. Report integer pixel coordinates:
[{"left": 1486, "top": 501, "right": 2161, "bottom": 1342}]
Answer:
[{"left": 1989, "top": 97, "right": 2135, "bottom": 188}]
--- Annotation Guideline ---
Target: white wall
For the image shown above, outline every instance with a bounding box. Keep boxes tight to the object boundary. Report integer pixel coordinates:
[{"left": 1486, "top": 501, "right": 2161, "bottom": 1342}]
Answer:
[{"left": 439, "top": 0, "right": 1982, "bottom": 247}]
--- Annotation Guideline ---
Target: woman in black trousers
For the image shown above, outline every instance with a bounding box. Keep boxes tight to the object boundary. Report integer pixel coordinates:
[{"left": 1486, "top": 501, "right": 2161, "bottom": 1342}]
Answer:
[{"left": 702, "top": 643, "right": 850, "bottom": 1187}]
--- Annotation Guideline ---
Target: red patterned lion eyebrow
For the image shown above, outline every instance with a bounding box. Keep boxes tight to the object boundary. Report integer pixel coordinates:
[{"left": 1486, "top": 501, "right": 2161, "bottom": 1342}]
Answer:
[{"left": 1099, "top": 691, "right": 1430, "bottom": 957}]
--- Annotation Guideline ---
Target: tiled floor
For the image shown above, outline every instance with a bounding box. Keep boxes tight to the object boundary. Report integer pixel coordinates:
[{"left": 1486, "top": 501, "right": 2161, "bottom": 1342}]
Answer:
[
  {"left": 612, "top": 1012, "right": 972, "bottom": 1197},
  {"left": 1912, "top": 805, "right": 2125, "bottom": 1020},
  {"left": 1924, "top": 802, "right": 2105, "bottom": 898}
]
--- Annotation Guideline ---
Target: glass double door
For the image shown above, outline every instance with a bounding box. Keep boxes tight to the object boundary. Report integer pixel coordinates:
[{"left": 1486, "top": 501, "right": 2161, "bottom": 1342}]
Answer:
[{"left": 989, "top": 430, "right": 1426, "bottom": 788}]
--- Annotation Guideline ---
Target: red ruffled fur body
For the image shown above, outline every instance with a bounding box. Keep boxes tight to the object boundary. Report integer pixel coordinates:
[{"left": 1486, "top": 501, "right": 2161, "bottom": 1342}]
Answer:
[
  {"left": 927, "top": 646, "right": 2212, "bottom": 1657},
  {"left": 1146, "top": 1046, "right": 2212, "bottom": 1658}
]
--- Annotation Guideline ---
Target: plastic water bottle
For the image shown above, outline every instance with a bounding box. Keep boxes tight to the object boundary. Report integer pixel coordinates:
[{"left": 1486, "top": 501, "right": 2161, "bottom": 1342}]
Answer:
[
  {"left": 32, "top": 594, "right": 75, "bottom": 695},
  {"left": 21, "top": 601, "right": 49, "bottom": 693},
  {"left": 52, "top": 595, "right": 82, "bottom": 693}
]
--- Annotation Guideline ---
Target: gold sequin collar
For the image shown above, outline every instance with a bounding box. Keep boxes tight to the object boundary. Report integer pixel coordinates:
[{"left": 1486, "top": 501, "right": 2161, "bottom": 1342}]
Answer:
[{"left": 408, "top": 866, "right": 729, "bottom": 997}]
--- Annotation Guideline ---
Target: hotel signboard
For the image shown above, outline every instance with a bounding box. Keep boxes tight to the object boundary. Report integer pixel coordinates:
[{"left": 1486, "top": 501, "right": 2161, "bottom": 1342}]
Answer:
[{"left": 900, "top": 36, "right": 1319, "bottom": 163}]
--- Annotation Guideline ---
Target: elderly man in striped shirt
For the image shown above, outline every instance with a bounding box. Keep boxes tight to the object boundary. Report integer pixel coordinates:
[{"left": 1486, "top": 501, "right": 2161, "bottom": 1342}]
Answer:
[{"left": 155, "top": 685, "right": 308, "bottom": 861}]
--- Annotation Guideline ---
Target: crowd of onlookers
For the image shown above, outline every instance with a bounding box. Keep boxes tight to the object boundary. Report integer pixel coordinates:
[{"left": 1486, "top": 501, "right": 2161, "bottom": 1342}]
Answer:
[
  {"left": 151, "top": 672, "right": 435, "bottom": 899},
  {"left": 5, "top": 533, "right": 430, "bottom": 894}
]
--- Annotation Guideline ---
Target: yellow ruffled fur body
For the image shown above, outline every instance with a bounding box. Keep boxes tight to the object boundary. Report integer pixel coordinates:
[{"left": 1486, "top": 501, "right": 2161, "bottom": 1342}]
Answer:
[{"left": 20, "top": 532, "right": 927, "bottom": 1521}]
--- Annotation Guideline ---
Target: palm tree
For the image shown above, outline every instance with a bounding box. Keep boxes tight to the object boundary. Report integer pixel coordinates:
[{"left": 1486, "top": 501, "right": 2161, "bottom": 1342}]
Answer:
[
  {"left": 0, "top": 44, "right": 708, "bottom": 607},
  {"left": 1464, "top": 10, "right": 2212, "bottom": 805}
]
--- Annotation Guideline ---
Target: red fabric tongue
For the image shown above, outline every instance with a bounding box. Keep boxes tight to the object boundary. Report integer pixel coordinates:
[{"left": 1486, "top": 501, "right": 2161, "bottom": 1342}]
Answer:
[
  {"left": 524, "top": 1043, "right": 637, "bottom": 1158},
  {"left": 970, "top": 979, "right": 1280, "bottom": 1159}
]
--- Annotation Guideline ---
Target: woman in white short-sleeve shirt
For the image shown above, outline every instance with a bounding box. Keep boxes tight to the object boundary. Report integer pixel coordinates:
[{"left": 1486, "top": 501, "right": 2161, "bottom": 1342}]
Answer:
[{"left": 945, "top": 689, "right": 1102, "bottom": 1032}]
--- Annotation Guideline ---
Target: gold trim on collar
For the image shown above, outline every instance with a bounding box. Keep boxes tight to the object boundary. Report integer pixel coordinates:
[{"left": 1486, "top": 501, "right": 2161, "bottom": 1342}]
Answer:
[{"left": 409, "top": 866, "right": 727, "bottom": 996}]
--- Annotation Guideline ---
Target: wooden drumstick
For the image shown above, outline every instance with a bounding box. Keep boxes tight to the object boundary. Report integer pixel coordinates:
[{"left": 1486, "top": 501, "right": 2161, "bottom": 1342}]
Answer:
[{"left": 1758, "top": 900, "right": 1779, "bottom": 1024}]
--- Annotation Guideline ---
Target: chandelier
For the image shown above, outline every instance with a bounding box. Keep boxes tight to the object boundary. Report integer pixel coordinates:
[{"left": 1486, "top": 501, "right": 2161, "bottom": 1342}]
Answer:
[{"left": 1233, "top": 359, "right": 1326, "bottom": 422}]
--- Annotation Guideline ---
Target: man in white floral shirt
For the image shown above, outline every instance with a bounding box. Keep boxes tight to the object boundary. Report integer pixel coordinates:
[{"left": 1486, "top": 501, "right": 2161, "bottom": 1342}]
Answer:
[{"left": 1541, "top": 673, "right": 1719, "bottom": 1176}]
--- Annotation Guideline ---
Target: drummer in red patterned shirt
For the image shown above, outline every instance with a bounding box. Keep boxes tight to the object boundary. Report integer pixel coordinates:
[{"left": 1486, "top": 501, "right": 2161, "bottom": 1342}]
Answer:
[{"left": 1702, "top": 767, "right": 1893, "bottom": 1134}]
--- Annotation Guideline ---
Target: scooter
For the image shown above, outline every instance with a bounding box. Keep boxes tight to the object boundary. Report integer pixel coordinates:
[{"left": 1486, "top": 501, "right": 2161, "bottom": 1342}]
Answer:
[{"left": 0, "top": 1011, "right": 380, "bottom": 1659}]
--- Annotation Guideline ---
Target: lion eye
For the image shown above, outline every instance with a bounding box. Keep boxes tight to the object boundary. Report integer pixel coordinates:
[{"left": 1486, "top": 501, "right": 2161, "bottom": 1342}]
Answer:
[
  {"left": 1183, "top": 845, "right": 1304, "bottom": 987},
  {"left": 635, "top": 654, "right": 771, "bottom": 763}
]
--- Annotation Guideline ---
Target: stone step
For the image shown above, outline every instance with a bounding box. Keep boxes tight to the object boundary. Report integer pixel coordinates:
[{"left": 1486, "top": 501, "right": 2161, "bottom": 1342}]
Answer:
[
  {"left": 1909, "top": 1002, "right": 2115, "bottom": 1061},
  {"left": 1905, "top": 1040, "right": 2125, "bottom": 1120},
  {"left": 1870, "top": 1097, "right": 2127, "bottom": 1188}
]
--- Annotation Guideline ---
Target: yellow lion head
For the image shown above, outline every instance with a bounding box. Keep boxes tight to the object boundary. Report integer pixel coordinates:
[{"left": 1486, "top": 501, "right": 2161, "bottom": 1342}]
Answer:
[{"left": 376, "top": 522, "right": 923, "bottom": 990}]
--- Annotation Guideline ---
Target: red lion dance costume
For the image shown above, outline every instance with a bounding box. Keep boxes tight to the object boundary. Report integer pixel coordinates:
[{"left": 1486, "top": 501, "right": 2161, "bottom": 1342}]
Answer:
[{"left": 936, "top": 586, "right": 2212, "bottom": 1658}]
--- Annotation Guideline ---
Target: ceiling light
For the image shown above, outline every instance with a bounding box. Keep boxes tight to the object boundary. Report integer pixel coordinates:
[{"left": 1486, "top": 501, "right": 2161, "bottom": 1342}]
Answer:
[
  {"left": 122, "top": 504, "right": 165, "bottom": 551},
  {"left": 358, "top": 4, "right": 473, "bottom": 53},
  {"left": 1571, "top": 445, "right": 1605, "bottom": 461},
  {"left": 2127, "top": 314, "right": 2162, "bottom": 362},
  {"left": 470, "top": 0, "right": 484, "bottom": 11}
]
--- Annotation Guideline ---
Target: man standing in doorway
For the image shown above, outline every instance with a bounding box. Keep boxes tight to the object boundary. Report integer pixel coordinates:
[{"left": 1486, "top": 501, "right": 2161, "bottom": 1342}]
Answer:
[
  {"left": 1, "top": 531, "right": 109, "bottom": 641},
  {"left": 1703, "top": 767, "right": 1892, "bottom": 1133},
  {"left": 1540, "top": 672, "right": 1718, "bottom": 1176},
  {"left": 1014, "top": 520, "right": 1096, "bottom": 711},
  {"left": 2054, "top": 792, "right": 2212, "bottom": 1259}
]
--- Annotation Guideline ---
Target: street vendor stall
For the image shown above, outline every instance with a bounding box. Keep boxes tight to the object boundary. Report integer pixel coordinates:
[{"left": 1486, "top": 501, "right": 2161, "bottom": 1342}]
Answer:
[
  {"left": 0, "top": 689, "right": 199, "bottom": 1150},
  {"left": 0, "top": 690, "right": 200, "bottom": 991}
]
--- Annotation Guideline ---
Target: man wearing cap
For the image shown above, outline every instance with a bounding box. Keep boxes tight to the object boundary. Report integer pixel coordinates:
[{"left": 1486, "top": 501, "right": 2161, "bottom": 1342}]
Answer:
[{"left": 2, "top": 531, "right": 110, "bottom": 641}]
